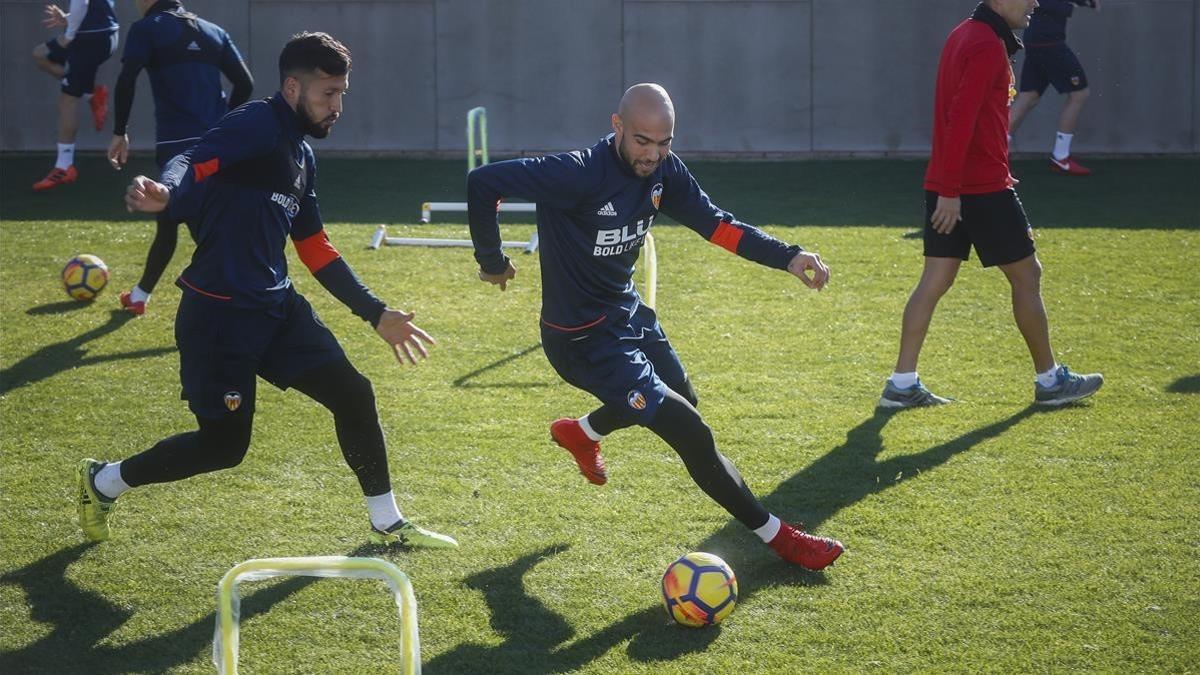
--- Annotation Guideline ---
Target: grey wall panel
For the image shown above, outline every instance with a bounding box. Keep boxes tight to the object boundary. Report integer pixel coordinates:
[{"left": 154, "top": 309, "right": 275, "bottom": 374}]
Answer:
[
  {"left": 247, "top": 0, "right": 436, "bottom": 151},
  {"left": 811, "top": 0, "right": 962, "bottom": 153},
  {"left": 0, "top": 1, "right": 249, "bottom": 153},
  {"left": 623, "top": 1, "right": 812, "bottom": 154},
  {"left": 2, "top": 0, "right": 1196, "bottom": 155},
  {"left": 1009, "top": 0, "right": 1197, "bottom": 155},
  {"left": 434, "top": 0, "right": 622, "bottom": 154}
]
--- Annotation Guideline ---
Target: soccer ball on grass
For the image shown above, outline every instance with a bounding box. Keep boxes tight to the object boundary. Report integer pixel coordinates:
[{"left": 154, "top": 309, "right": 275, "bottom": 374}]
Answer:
[
  {"left": 661, "top": 552, "right": 738, "bottom": 627},
  {"left": 62, "top": 254, "right": 109, "bottom": 301}
]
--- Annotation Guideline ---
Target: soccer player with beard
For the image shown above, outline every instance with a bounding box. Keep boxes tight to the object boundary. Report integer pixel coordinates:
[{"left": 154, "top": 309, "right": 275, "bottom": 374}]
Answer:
[
  {"left": 76, "top": 32, "right": 457, "bottom": 550},
  {"left": 467, "top": 83, "right": 844, "bottom": 571}
]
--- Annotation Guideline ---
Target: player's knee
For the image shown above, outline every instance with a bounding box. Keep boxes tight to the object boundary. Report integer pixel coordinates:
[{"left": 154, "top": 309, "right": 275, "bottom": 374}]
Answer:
[
  {"left": 678, "top": 378, "right": 699, "bottom": 408},
  {"left": 198, "top": 417, "right": 253, "bottom": 469},
  {"left": 343, "top": 369, "right": 376, "bottom": 409},
  {"left": 1070, "top": 88, "right": 1090, "bottom": 102}
]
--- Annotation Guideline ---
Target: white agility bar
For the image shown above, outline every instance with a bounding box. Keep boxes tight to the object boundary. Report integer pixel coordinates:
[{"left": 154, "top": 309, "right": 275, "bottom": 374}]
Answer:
[
  {"left": 643, "top": 232, "right": 657, "bottom": 310},
  {"left": 214, "top": 556, "right": 420, "bottom": 675},
  {"left": 369, "top": 225, "right": 531, "bottom": 250},
  {"left": 420, "top": 201, "right": 536, "bottom": 224}
]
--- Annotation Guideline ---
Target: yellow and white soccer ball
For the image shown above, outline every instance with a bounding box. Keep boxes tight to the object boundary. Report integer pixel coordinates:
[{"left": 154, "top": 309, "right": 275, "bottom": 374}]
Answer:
[
  {"left": 61, "top": 254, "right": 109, "bottom": 301},
  {"left": 661, "top": 552, "right": 738, "bottom": 627}
]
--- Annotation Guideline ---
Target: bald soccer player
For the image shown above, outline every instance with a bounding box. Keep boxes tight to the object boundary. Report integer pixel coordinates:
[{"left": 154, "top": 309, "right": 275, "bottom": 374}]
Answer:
[{"left": 467, "top": 84, "right": 844, "bottom": 571}]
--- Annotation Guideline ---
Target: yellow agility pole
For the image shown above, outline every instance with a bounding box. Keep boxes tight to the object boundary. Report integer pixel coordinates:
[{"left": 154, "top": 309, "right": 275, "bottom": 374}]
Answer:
[{"left": 214, "top": 556, "right": 420, "bottom": 674}]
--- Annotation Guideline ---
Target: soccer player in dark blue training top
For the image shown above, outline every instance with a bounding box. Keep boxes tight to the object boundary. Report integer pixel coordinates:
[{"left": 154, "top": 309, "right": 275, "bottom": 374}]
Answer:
[
  {"left": 1008, "top": 0, "right": 1100, "bottom": 175},
  {"left": 107, "top": 0, "right": 254, "bottom": 316},
  {"left": 30, "top": 0, "right": 119, "bottom": 190},
  {"left": 468, "top": 83, "right": 844, "bottom": 571},
  {"left": 76, "top": 32, "right": 457, "bottom": 550}
]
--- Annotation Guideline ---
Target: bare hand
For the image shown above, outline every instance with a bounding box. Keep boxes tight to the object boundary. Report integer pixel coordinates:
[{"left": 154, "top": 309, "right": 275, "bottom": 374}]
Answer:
[
  {"left": 930, "top": 196, "right": 962, "bottom": 234},
  {"left": 43, "top": 4, "right": 67, "bottom": 29},
  {"left": 375, "top": 309, "right": 436, "bottom": 365},
  {"left": 478, "top": 260, "right": 517, "bottom": 291},
  {"left": 125, "top": 175, "right": 169, "bottom": 213},
  {"left": 787, "top": 251, "right": 830, "bottom": 291},
  {"left": 108, "top": 135, "right": 129, "bottom": 170}
]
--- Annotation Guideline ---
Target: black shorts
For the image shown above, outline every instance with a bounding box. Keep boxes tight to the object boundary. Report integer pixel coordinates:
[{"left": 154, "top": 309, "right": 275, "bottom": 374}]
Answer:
[
  {"left": 1019, "top": 43, "right": 1088, "bottom": 95},
  {"left": 540, "top": 304, "right": 687, "bottom": 426},
  {"left": 923, "top": 189, "right": 1035, "bottom": 267},
  {"left": 175, "top": 287, "right": 346, "bottom": 419},
  {"left": 44, "top": 31, "right": 117, "bottom": 97}
]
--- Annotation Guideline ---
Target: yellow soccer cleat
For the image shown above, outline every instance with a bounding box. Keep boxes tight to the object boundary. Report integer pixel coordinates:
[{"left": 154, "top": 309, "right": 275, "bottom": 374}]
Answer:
[
  {"left": 77, "top": 458, "right": 116, "bottom": 541},
  {"left": 369, "top": 519, "right": 458, "bottom": 549}
]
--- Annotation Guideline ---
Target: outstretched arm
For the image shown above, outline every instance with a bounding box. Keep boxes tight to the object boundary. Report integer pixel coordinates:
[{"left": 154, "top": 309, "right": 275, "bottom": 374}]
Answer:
[
  {"left": 466, "top": 153, "right": 587, "bottom": 289},
  {"left": 290, "top": 150, "right": 434, "bottom": 364}
]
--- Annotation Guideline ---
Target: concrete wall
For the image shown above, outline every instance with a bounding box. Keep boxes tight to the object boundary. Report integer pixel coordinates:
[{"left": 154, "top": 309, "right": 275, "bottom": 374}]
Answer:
[{"left": 1, "top": 0, "right": 1196, "bottom": 155}]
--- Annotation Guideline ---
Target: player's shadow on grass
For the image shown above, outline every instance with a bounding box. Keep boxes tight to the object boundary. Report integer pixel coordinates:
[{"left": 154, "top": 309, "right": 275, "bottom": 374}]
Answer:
[
  {"left": 1167, "top": 375, "right": 1200, "bottom": 394},
  {"left": 452, "top": 343, "right": 552, "bottom": 389},
  {"left": 0, "top": 542, "right": 379, "bottom": 673},
  {"left": 25, "top": 300, "right": 92, "bottom": 316},
  {"left": 429, "top": 405, "right": 1042, "bottom": 673},
  {"left": 0, "top": 310, "right": 173, "bottom": 396}
]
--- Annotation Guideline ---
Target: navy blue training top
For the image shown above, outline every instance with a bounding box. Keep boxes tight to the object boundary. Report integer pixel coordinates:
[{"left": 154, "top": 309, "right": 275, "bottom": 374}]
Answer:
[
  {"left": 160, "top": 93, "right": 385, "bottom": 323},
  {"left": 76, "top": 0, "right": 118, "bottom": 35},
  {"left": 121, "top": 1, "right": 246, "bottom": 143},
  {"left": 468, "top": 134, "right": 802, "bottom": 331},
  {"left": 1024, "top": 0, "right": 1090, "bottom": 46}
]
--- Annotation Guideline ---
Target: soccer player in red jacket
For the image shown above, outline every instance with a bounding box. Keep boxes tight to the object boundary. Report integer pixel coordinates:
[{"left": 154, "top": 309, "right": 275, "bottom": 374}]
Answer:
[{"left": 879, "top": 0, "right": 1103, "bottom": 409}]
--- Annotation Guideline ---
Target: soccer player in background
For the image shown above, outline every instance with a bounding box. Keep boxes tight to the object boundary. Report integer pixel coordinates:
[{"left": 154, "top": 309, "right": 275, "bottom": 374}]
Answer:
[
  {"left": 108, "top": 0, "right": 254, "bottom": 316},
  {"left": 77, "top": 32, "right": 457, "bottom": 550},
  {"left": 468, "top": 83, "right": 844, "bottom": 571},
  {"left": 1008, "top": 0, "right": 1100, "bottom": 175},
  {"left": 879, "top": 0, "right": 1103, "bottom": 408},
  {"left": 30, "top": 0, "right": 119, "bottom": 190}
]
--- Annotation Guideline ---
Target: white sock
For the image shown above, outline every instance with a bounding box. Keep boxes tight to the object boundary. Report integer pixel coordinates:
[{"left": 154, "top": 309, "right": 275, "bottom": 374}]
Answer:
[
  {"left": 1053, "top": 132, "right": 1073, "bottom": 161},
  {"left": 130, "top": 285, "right": 150, "bottom": 304},
  {"left": 1036, "top": 364, "right": 1061, "bottom": 388},
  {"left": 753, "top": 514, "right": 782, "bottom": 543},
  {"left": 94, "top": 461, "right": 130, "bottom": 500},
  {"left": 366, "top": 491, "right": 404, "bottom": 531},
  {"left": 578, "top": 415, "right": 604, "bottom": 442},
  {"left": 55, "top": 143, "right": 75, "bottom": 170},
  {"left": 889, "top": 371, "right": 919, "bottom": 389}
]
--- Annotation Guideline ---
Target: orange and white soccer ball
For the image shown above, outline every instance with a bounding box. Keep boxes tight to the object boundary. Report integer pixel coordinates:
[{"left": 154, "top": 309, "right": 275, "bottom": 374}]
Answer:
[
  {"left": 62, "top": 254, "right": 109, "bottom": 301},
  {"left": 661, "top": 552, "right": 738, "bottom": 627}
]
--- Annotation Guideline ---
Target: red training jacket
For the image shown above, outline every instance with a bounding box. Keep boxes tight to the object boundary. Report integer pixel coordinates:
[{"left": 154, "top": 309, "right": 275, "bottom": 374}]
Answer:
[{"left": 923, "top": 18, "right": 1017, "bottom": 198}]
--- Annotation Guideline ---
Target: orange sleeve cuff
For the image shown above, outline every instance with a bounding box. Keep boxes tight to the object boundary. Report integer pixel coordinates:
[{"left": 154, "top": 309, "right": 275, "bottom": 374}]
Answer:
[
  {"left": 194, "top": 157, "right": 220, "bottom": 183},
  {"left": 294, "top": 229, "right": 341, "bottom": 274},
  {"left": 709, "top": 220, "right": 744, "bottom": 254}
]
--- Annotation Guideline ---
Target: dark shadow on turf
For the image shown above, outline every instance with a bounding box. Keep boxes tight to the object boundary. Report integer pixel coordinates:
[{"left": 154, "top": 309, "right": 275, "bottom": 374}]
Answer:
[
  {"left": 26, "top": 300, "right": 91, "bottom": 316},
  {"left": 425, "top": 406, "right": 1042, "bottom": 672},
  {"left": 423, "top": 545, "right": 579, "bottom": 673},
  {"left": 452, "top": 343, "right": 550, "bottom": 389},
  {"left": 0, "top": 310, "right": 173, "bottom": 395},
  {"left": 1166, "top": 375, "right": 1200, "bottom": 394},
  {"left": 0, "top": 543, "right": 378, "bottom": 673}
]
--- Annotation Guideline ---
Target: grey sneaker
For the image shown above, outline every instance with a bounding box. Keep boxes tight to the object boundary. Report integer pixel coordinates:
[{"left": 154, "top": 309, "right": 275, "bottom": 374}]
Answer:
[
  {"left": 370, "top": 519, "right": 458, "bottom": 548},
  {"left": 878, "top": 379, "right": 952, "bottom": 408},
  {"left": 1034, "top": 365, "right": 1103, "bottom": 406}
]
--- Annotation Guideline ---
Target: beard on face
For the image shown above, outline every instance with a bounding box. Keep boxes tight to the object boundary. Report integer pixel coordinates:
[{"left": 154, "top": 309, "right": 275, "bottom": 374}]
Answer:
[
  {"left": 616, "top": 134, "right": 658, "bottom": 176},
  {"left": 297, "top": 92, "right": 335, "bottom": 139}
]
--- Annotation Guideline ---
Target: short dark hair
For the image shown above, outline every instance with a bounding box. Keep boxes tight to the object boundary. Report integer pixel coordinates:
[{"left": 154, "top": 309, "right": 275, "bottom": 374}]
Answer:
[{"left": 278, "top": 32, "right": 351, "bottom": 84}]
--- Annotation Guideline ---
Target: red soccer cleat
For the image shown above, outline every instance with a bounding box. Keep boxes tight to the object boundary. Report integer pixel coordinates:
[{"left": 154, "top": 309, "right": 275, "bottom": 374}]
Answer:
[
  {"left": 119, "top": 290, "right": 146, "bottom": 316},
  {"left": 768, "top": 522, "right": 844, "bottom": 571},
  {"left": 550, "top": 418, "right": 607, "bottom": 485},
  {"left": 90, "top": 85, "right": 109, "bottom": 131},
  {"left": 33, "top": 165, "right": 78, "bottom": 191},
  {"left": 1049, "top": 155, "right": 1091, "bottom": 176}
]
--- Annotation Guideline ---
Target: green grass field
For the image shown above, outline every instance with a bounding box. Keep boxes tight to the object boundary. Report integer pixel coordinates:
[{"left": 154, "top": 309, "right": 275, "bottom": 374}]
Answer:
[{"left": 1, "top": 155, "right": 1197, "bottom": 673}]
